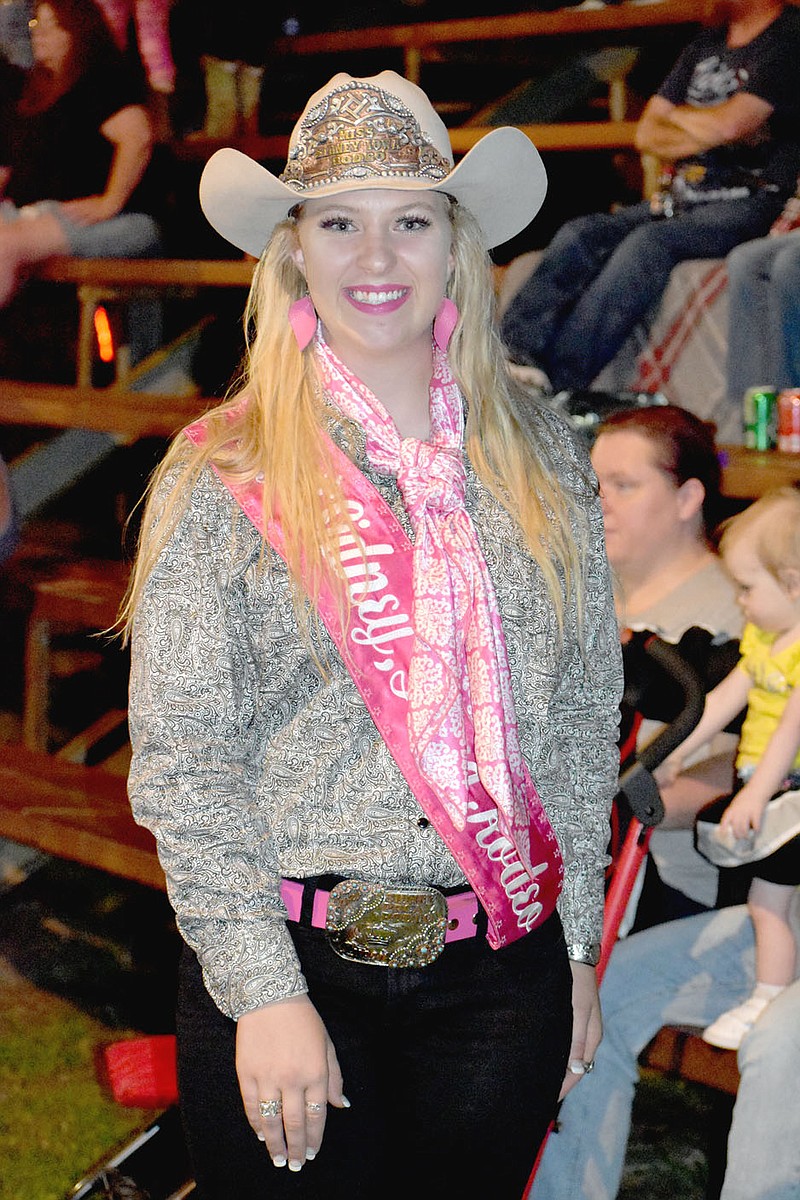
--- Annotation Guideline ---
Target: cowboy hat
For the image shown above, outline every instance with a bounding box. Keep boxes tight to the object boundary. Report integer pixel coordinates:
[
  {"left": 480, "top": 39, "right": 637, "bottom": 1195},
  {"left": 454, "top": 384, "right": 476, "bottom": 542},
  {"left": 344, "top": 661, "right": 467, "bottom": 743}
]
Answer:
[{"left": 199, "top": 70, "right": 547, "bottom": 256}]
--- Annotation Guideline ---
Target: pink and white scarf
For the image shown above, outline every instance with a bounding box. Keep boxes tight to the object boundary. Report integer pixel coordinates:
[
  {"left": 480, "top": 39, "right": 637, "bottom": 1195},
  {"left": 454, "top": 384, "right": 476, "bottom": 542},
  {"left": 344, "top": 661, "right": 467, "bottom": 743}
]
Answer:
[{"left": 316, "top": 337, "right": 551, "bottom": 867}]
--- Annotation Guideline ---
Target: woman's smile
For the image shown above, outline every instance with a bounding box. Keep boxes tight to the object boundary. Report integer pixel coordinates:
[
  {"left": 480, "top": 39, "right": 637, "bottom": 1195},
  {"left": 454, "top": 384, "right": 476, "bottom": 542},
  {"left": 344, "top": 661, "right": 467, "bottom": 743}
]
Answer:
[{"left": 344, "top": 285, "right": 411, "bottom": 313}]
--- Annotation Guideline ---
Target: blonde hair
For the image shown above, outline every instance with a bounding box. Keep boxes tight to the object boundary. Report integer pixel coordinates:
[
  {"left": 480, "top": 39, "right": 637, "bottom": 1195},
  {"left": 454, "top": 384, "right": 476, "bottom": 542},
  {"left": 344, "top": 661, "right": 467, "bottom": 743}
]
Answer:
[
  {"left": 720, "top": 486, "right": 800, "bottom": 586},
  {"left": 121, "top": 199, "right": 590, "bottom": 641}
]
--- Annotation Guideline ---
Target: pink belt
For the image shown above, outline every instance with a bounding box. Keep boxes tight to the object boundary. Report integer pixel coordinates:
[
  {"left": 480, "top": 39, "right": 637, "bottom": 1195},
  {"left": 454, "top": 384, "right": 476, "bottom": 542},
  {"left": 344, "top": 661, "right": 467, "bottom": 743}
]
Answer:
[{"left": 280, "top": 878, "right": 481, "bottom": 944}]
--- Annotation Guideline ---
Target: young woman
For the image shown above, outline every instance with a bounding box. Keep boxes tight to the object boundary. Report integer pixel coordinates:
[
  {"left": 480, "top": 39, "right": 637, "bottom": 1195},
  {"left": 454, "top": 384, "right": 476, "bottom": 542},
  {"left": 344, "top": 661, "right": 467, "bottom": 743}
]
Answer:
[{"left": 124, "top": 71, "right": 622, "bottom": 1198}]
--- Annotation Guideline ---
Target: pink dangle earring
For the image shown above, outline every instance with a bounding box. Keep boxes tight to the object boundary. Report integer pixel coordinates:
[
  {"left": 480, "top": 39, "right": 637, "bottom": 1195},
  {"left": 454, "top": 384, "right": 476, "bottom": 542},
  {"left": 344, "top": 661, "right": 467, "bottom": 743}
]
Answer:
[
  {"left": 433, "top": 297, "right": 459, "bottom": 352},
  {"left": 288, "top": 296, "right": 317, "bottom": 351}
]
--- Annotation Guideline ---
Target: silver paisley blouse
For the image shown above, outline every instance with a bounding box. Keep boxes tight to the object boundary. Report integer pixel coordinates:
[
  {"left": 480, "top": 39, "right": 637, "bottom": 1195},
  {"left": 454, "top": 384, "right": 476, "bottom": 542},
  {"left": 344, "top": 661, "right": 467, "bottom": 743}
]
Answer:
[{"left": 128, "top": 403, "right": 622, "bottom": 1020}]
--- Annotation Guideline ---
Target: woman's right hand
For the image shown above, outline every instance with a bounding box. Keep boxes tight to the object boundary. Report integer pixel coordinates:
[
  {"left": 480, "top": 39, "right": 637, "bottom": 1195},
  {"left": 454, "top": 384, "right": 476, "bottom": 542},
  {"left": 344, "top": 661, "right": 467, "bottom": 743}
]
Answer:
[{"left": 236, "top": 994, "right": 347, "bottom": 1172}]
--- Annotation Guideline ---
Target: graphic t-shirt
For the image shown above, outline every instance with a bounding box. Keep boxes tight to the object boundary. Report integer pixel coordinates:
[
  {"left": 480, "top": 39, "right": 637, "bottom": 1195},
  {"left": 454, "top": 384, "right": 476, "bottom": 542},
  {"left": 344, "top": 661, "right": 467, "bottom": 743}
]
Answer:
[{"left": 658, "top": 6, "right": 800, "bottom": 201}]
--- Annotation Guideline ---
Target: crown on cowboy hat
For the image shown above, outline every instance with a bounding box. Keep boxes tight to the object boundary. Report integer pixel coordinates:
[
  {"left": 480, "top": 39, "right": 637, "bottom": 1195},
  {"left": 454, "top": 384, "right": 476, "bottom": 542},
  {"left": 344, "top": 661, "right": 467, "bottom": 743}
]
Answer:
[{"left": 199, "top": 70, "right": 547, "bottom": 257}]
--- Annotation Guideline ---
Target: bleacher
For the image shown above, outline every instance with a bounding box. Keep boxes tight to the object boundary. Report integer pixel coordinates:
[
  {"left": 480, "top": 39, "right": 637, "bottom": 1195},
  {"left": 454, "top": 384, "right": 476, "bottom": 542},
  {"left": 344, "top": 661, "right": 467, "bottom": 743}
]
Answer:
[{"left": 3, "top": 6, "right": 792, "bottom": 1186}]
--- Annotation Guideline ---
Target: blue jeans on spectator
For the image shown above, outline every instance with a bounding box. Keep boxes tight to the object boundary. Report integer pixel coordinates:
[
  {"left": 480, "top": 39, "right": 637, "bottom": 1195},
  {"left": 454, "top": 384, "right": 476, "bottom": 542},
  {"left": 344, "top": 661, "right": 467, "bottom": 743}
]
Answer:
[
  {"left": 500, "top": 193, "right": 785, "bottom": 391},
  {"left": 726, "top": 229, "right": 800, "bottom": 405},
  {"left": 176, "top": 910, "right": 572, "bottom": 1199},
  {"left": 530, "top": 906, "right": 800, "bottom": 1200},
  {"left": 0, "top": 199, "right": 162, "bottom": 258}
]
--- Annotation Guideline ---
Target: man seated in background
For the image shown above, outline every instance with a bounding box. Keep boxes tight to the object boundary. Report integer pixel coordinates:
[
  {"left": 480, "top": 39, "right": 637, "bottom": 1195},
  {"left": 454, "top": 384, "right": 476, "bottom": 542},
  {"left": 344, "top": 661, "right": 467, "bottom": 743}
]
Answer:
[{"left": 500, "top": 0, "right": 800, "bottom": 394}]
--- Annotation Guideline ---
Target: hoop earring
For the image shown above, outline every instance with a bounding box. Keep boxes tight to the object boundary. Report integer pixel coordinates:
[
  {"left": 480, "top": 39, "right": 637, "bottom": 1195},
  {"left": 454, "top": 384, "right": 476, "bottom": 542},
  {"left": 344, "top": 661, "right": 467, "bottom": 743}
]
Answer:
[
  {"left": 288, "top": 296, "right": 317, "bottom": 350},
  {"left": 433, "top": 297, "right": 459, "bottom": 352}
]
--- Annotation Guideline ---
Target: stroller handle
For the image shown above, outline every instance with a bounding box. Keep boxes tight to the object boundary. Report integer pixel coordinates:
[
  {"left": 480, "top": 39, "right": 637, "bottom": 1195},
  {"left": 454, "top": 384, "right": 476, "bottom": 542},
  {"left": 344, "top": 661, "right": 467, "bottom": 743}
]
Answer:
[
  {"left": 635, "top": 636, "right": 707, "bottom": 772},
  {"left": 617, "top": 634, "right": 707, "bottom": 827}
]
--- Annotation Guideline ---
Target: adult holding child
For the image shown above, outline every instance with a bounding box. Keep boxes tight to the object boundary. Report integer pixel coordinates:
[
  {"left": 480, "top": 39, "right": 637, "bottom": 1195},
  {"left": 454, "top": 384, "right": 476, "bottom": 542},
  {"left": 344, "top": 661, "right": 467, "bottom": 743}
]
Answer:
[
  {"left": 531, "top": 489, "right": 800, "bottom": 1200},
  {"left": 124, "top": 71, "right": 623, "bottom": 1198},
  {"left": 591, "top": 405, "right": 742, "bottom": 925}
]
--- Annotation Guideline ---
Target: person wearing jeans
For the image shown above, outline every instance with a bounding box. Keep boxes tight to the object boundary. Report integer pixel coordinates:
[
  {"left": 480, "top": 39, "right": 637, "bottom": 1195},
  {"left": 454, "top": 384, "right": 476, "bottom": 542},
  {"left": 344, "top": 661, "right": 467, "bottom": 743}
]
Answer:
[
  {"left": 725, "top": 229, "right": 800, "bottom": 405},
  {"left": 500, "top": 0, "right": 800, "bottom": 393},
  {"left": 530, "top": 904, "right": 800, "bottom": 1200},
  {"left": 500, "top": 194, "right": 785, "bottom": 393}
]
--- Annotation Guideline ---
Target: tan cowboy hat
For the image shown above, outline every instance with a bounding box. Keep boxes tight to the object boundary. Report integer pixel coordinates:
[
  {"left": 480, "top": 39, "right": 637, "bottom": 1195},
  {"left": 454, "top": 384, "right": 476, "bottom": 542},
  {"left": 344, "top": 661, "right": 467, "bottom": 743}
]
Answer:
[{"left": 199, "top": 70, "right": 547, "bottom": 256}]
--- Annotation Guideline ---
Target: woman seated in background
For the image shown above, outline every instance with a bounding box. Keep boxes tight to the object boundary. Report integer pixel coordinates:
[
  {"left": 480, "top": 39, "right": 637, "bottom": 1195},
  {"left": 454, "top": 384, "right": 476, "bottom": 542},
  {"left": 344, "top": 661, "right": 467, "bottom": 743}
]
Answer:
[
  {"left": 0, "top": 0, "right": 161, "bottom": 308},
  {"left": 592, "top": 405, "right": 743, "bottom": 928}
]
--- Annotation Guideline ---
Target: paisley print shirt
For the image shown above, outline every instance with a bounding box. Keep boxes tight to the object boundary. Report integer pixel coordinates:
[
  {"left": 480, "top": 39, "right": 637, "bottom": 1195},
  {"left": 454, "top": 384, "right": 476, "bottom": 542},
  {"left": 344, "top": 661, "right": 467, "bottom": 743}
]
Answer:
[{"left": 128, "top": 404, "right": 622, "bottom": 1019}]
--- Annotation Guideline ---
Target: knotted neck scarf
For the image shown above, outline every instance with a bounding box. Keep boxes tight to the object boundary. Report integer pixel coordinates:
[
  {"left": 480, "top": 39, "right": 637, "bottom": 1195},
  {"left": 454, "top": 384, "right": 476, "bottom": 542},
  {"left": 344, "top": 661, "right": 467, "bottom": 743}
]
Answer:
[{"left": 316, "top": 335, "right": 536, "bottom": 846}]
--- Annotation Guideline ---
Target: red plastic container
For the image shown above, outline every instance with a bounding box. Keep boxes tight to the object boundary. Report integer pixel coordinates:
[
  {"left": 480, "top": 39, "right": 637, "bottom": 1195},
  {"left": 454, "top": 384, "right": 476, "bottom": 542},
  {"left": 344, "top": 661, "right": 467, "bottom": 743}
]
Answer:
[{"left": 103, "top": 1035, "right": 179, "bottom": 1108}]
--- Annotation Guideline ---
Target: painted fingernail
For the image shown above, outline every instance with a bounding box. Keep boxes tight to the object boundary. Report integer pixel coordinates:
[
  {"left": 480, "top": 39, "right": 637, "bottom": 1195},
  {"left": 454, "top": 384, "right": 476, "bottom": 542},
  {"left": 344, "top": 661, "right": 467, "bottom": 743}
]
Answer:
[
  {"left": 272, "top": 1156, "right": 287, "bottom": 1168},
  {"left": 256, "top": 1132, "right": 265, "bottom": 1142},
  {"left": 306, "top": 1148, "right": 317, "bottom": 1161},
  {"left": 288, "top": 1159, "right": 304, "bottom": 1172},
  {"left": 341, "top": 1095, "right": 351, "bottom": 1108}
]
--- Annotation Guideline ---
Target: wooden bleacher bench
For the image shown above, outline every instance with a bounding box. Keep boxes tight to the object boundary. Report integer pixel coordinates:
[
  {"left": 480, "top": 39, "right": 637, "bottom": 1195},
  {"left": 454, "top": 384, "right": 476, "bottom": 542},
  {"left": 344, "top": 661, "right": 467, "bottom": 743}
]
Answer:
[
  {"left": 180, "top": 120, "right": 644, "bottom": 169},
  {"left": 271, "top": 0, "right": 713, "bottom": 85},
  {"left": 0, "top": 743, "right": 163, "bottom": 890},
  {"left": 0, "top": 380, "right": 212, "bottom": 440},
  {"left": 719, "top": 444, "right": 800, "bottom": 500},
  {"left": 33, "top": 257, "right": 256, "bottom": 290},
  {"left": 640, "top": 1022, "right": 740, "bottom": 1095},
  {"left": 30, "top": 257, "right": 255, "bottom": 388}
]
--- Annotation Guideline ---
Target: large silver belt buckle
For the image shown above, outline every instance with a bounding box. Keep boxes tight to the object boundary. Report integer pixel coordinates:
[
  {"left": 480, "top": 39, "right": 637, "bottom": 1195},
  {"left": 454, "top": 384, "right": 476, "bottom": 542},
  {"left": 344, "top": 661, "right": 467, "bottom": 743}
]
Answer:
[{"left": 325, "top": 880, "right": 448, "bottom": 968}]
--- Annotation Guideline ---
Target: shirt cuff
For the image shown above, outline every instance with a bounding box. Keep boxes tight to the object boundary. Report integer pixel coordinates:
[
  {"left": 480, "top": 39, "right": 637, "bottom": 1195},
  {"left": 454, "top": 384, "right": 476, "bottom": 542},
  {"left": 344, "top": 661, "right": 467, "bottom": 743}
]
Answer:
[{"left": 566, "top": 941, "right": 601, "bottom": 967}]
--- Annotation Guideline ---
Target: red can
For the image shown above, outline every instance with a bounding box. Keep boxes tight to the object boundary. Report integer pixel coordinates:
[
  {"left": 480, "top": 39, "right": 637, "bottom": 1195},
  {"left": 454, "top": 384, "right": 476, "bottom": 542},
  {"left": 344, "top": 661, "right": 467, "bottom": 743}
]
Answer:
[{"left": 778, "top": 389, "right": 800, "bottom": 453}]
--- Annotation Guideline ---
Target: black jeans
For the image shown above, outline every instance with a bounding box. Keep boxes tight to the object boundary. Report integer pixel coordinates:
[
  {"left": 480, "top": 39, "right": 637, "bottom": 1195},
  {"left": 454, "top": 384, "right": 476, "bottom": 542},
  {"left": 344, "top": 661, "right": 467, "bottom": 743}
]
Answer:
[{"left": 176, "top": 910, "right": 572, "bottom": 1199}]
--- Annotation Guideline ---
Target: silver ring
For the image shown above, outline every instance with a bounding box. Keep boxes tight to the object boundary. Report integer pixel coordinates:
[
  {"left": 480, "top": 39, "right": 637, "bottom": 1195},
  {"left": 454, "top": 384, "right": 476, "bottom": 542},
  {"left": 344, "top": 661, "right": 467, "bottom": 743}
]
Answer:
[
  {"left": 259, "top": 1099, "right": 283, "bottom": 1118},
  {"left": 568, "top": 1058, "right": 595, "bottom": 1076},
  {"left": 305, "top": 1101, "right": 325, "bottom": 1113}
]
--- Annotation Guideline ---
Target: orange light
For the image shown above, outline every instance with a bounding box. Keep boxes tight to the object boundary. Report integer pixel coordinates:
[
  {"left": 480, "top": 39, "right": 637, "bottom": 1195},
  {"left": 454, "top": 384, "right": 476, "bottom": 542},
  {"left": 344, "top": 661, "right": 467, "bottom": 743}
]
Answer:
[{"left": 93, "top": 305, "right": 115, "bottom": 363}]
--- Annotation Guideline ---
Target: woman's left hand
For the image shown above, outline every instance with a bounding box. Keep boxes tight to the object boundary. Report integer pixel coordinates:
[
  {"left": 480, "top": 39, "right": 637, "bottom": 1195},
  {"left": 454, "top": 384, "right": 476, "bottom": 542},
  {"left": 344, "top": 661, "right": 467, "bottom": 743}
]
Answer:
[
  {"left": 559, "top": 960, "right": 602, "bottom": 1100},
  {"left": 59, "top": 195, "right": 117, "bottom": 227}
]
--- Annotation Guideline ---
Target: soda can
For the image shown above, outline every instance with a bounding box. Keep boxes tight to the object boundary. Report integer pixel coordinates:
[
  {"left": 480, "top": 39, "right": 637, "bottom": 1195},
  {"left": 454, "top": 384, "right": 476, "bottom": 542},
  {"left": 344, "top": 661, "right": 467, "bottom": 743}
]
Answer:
[
  {"left": 778, "top": 388, "right": 800, "bottom": 454},
  {"left": 743, "top": 387, "right": 778, "bottom": 450}
]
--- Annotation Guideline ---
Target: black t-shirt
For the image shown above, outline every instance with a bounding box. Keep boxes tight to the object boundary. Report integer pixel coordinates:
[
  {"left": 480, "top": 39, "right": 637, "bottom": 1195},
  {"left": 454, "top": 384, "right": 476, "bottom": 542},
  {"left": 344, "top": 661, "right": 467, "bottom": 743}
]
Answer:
[
  {"left": 1, "top": 60, "right": 154, "bottom": 212},
  {"left": 658, "top": 5, "right": 800, "bottom": 199}
]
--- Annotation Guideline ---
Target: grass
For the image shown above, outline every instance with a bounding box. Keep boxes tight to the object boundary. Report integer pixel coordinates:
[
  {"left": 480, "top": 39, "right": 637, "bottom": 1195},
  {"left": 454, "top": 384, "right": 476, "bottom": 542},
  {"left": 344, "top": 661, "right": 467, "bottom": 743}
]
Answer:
[
  {"left": 0, "top": 855, "right": 179, "bottom": 1200},
  {"left": 0, "top": 957, "right": 158, "bottom": 1200}
]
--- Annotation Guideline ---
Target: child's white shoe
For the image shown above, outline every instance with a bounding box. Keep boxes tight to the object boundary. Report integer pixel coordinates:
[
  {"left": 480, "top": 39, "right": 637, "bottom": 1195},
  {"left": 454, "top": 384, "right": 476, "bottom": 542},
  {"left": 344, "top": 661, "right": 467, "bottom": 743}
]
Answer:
[{"left": 702, "top": 990, "right": 776, "bottom": 1050}]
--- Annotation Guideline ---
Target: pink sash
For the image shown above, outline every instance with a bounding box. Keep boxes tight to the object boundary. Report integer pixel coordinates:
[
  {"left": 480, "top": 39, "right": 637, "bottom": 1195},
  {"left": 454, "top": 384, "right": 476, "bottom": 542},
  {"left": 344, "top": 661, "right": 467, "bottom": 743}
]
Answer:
[{"left": 185, "top": 421, "right": 563, "bottom": 949}]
